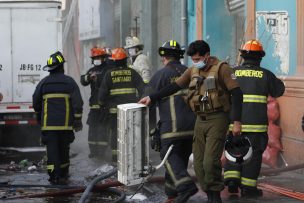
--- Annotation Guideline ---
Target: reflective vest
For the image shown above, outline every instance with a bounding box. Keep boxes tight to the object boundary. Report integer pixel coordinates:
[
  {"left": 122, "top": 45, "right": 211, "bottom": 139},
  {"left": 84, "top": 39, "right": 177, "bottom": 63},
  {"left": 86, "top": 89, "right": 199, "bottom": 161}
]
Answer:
[{"left": 186, "top": 61, "right": 230, "bottom": 115}]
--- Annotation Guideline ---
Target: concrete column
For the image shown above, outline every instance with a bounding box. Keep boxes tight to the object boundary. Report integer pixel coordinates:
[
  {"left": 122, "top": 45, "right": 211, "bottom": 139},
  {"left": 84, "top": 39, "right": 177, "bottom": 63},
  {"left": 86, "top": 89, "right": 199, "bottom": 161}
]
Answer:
[
  {"left": 120, "top": 0, "right": 131, "bottom": 47},
  {"left": 297, "top": 0, "right": 304, "bottom": 75},
  {"left": 196, "top": 0, "right": 202, "bottom": 40},
  {"left": 245, "top": 0, "right": 256, "bottom": 40}
]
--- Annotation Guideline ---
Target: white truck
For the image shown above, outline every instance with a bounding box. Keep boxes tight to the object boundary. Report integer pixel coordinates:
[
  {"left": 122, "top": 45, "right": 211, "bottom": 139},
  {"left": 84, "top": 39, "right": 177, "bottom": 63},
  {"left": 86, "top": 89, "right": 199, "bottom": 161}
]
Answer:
[{"left": 0, "top": 0, "right": 62, "bottom": 148}]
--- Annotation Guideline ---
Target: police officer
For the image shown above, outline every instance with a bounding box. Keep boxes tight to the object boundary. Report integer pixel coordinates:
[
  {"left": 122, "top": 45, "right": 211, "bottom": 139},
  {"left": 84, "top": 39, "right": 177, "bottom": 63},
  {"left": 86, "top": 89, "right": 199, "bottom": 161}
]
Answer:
[
  {"left": 139, "top": 40, "right": 243, "bottom": 203},
  {"left": 147, "top": 40, "right": 198, "bottom": 203},
  {"left": 99, "top": 48, "right": 145, "bottom": 162},
  {"left": 125, "top": 36, "right": 151, "bottom": 83},
  {"left": 33, "top": 51, "right": 83, "bottom": 184},
  {"left": 224, "top": 40, "right": 285, "bottom": 198},
  {"left": 80, "top": 47, "right": 112, "bottom": 159}
]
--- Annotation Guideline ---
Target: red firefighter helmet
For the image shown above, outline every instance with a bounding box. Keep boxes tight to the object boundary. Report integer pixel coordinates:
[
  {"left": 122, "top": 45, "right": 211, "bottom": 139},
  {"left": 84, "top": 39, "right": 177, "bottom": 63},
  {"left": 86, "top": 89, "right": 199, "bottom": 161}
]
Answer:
[
  {"left": 110, "top": 48, "right": 128, "bottom": 61},
  {"left": 91, "top": 47, "right": 107, "bottom": 58},
  {"left": 239, "top": 40, "right": 265, "bottom": 57}
]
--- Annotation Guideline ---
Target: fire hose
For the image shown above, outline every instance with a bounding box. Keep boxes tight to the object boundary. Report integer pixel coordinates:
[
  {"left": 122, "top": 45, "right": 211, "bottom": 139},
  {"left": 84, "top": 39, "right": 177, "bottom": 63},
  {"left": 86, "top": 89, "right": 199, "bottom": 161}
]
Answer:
[
  {"left": 78, "top": 167, "right": 121, "bottom": 203},
  {"left": 2, "top": 161, "right": 304, "bottom": 201}
]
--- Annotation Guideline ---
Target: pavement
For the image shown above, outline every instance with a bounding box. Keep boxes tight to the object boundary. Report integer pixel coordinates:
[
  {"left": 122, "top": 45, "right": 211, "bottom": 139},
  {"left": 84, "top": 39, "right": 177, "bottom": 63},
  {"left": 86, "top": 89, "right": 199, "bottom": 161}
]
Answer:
[{"left": 1, "top": 128, "right": 304, "bottom": 203}]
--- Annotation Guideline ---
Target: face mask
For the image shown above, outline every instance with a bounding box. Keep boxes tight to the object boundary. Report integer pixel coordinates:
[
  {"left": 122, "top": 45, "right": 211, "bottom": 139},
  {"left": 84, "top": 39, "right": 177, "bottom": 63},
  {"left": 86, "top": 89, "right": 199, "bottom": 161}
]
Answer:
[
  {"left": 128, "top": 48, "right": 137, "bottom": 57},
  {"left": 193, "top": 60, "right": 206, "bottom": 69},
  {"left": 93, "top": 59, "right": 102, "bottom": 66}
]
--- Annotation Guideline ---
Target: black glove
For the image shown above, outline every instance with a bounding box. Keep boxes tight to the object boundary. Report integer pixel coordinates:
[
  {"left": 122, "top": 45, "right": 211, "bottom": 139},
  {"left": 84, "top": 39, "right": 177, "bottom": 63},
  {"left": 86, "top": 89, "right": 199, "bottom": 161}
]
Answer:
[
  {"left": 150, "top": 122, "right": 161, "bottom": 152},
  {"left": 302, "top": 115, "right": 304, "bottom": 132},
  {"left": 73, "top": 118, "right": 83, "bottom": 132}
]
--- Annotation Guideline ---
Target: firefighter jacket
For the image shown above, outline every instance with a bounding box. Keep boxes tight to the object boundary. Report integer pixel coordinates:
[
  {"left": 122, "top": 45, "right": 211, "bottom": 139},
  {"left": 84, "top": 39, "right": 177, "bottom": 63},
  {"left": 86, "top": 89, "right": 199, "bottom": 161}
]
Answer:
[
  {"left": 98, "top": 65, "right": 145, "bottom": 113},
  {"left": 148, "top": 60, "right": 195, "bottom": 140},
  {"left": 33, "top": 71, "right": 83, "bottom": 131},
  {"left": 233, "top": 59, "right": 285, "bottom": 132},
  {"left": 131, "top": 52, "right": 151, "bottom": 83},
  {"left": 80, "top": 62, "right": 112, "bottom": 109}
]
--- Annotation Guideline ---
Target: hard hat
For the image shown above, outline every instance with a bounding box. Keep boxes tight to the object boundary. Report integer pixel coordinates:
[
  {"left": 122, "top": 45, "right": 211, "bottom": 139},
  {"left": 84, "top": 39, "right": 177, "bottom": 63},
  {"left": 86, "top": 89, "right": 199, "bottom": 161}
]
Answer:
[
  {"left": 91, "top": 47, "right": 108, "bottom": 58},
  {"left": 124, "top": 36, "right": 143, "bottom": 49},
  {"left": 110, "top": 48, "right": 128, "bottom": 61},
  {"left": 224, "top": 134, "right": 253, "bottom": 164},
  {"left": 158, "top": 40, "right": 185, "bottom": 58},
  {"left": 43, "top": 51, "right": 65, "bottom": 71},
  {"left": 239, "top": 39, "right": 265, "bottom": 57}
]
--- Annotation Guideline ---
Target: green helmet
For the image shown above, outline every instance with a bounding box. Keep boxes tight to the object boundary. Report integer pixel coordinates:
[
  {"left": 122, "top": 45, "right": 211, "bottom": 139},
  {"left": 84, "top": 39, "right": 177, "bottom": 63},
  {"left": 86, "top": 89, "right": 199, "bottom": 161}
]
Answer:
[{"left": 158, "top": 40, "right": 185, "bottom": 58}]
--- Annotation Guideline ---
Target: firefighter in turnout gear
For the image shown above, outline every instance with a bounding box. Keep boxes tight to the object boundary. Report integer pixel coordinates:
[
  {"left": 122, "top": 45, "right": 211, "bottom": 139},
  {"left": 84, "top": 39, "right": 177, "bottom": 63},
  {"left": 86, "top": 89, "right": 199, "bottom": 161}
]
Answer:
[
  {"left": 80, "top": 47, "right": 112, "bottom": 159},
  {"left": 224, "top": 39, "right": 285, "bottom": 198},
  {"left": 33, "top": 51, "right": 83, "bottom": 184},
  {"left": 99, "top": 48, "right": 145, "bottom": 162},
  {"left": 147, "top": 40, "right": 198, "bottom": 203},
  {"left": 139, "top": 40, "right": 243, "bottom": 203},
  {"left": 125, "top": 36, "right": 152, "bottom": 83}
]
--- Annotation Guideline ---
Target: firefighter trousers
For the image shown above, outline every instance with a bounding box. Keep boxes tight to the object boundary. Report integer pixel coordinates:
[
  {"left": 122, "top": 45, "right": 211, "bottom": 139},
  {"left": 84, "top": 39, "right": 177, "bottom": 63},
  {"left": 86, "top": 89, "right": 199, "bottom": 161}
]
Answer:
[
  {"left": 160, "top": 138, "right": 197, "bottom": 197},
  {"left": 224, "top": 132, "right": 268, "bottom": 189},
  {"left": 87, "top": 109, "right": 108, "bottom": 157},
  {"left": 108, "top": 112, "right": 118, "bottom": 162},
  {"left": 41, "top": 130, "right": 75, "bottom": 180},
  {"left": 193, "top": 112, "right": 229, "bottom": 192}
]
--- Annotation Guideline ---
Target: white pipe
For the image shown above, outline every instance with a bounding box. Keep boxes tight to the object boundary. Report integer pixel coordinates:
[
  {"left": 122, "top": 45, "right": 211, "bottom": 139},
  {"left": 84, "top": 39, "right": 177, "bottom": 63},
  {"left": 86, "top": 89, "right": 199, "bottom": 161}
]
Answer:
[{"left": 154, "top": 145, "right": 174, "bottom": 170}]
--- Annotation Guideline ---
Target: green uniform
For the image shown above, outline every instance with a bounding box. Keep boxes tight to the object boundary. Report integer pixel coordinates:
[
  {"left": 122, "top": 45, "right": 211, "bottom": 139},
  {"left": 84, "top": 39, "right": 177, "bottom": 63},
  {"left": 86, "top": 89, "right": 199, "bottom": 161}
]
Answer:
[{"left": 175, "top": 57, "right": 240, "bottom": 192}]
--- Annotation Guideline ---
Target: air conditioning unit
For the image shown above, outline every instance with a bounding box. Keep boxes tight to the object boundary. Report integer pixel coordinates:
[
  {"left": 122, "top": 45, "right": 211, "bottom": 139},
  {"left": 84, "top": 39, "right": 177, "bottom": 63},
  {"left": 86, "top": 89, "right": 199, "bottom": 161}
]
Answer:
[{"left": 117, "top": 103, "right": 149, "bottom": 186}]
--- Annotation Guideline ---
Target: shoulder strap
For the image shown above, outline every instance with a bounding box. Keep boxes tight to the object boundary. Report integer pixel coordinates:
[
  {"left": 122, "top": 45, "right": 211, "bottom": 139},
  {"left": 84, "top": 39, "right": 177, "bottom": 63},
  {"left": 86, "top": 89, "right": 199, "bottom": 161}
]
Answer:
[
  {"left": 209, "top": 61, "right": 226, "bottom": 77},
  {"left": 191, "top": 67, "right": 200, "bottom": 78}
]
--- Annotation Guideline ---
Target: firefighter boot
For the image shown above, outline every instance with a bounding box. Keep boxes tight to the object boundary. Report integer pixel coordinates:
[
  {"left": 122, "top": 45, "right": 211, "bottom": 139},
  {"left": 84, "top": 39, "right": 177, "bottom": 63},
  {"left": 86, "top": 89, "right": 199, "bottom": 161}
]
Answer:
[
  {"left": 206, "top": 191, "right": 212, "bottom": 203},
  {"left": 173, "top": 187, "right": 198, "bottom": 203},
  {"left": 211, "top": 191, "right": 222, "bottom": 203},
  {"left": 241, "top": 187, "right": 263, "bottom": 198},
  {"left": 227, "top": 180, "right": 239, "bottom": 193}
]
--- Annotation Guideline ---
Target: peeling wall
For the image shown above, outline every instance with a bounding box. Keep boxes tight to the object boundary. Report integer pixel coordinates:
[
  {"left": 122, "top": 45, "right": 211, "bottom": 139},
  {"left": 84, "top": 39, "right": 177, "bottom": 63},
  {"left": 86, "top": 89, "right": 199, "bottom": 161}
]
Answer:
[{"left": 256, "top": 0, "right": 296, "bottom": 76}]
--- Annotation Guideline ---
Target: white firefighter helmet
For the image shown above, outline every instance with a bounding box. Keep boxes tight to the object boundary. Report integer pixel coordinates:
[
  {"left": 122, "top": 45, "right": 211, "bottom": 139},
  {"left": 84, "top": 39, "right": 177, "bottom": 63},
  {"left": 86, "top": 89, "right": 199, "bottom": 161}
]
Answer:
[{"left": 125, "top": 36, "right": 143, "bottom": 49}]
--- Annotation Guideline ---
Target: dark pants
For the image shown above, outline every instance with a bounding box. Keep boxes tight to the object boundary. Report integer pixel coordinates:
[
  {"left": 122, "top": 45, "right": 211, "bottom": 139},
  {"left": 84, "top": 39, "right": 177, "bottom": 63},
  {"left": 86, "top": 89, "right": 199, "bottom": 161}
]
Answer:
[
  {"left": 87, "top": 109, "right": 108, "bottom": 157},
  {"left": 41, "top": 130, "right": 74, "bottom": 180},
  {"left": 160, "top": 138, "right": 197, "bottom": 197},
  {"left": 108, "top": 113, "right": 118, "bottom": 162},
  {"left": 193, "top": 112, "right": 229, "bottom": 192},
  {"left": 224, "top": 132, "right": 268, "bottom": 189}
]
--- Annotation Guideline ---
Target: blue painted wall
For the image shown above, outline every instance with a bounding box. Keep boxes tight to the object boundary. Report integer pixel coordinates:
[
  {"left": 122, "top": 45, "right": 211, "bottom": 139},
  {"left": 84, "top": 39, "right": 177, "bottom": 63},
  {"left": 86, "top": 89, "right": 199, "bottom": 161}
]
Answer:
[
  {"left": 203, "top": 0, "right": 234, "bottom": 63},
  {"left": 256, "top": 0, "right": 296, "bottom": 76},
  {"left": 187, "top": 0, "right": 196, "bottom": 44}
]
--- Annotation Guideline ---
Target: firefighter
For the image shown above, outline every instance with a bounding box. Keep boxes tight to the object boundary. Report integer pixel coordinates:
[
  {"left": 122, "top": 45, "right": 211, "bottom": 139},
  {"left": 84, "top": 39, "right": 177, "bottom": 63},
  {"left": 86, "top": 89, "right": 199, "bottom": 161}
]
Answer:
[
  {"left": 139, "top": 40, "right": 243, "bottom": 203},
  {"left": 33, "top": 51, "right": 83, "bottom": 184},
  {"left": 80, "top": 47, "right": 112, "bottom": 159},
  {"left": 147, "top": 40, "right": 198, "bottom": 203},
  {"left": 99, "top": 48, "right": 145, "bottom": 162},
  {"left": 125, "top": 36, "right": 151, "bottom": 83},
  {"left": 224, "top": 39, "right": 285, "bottom": 198}
]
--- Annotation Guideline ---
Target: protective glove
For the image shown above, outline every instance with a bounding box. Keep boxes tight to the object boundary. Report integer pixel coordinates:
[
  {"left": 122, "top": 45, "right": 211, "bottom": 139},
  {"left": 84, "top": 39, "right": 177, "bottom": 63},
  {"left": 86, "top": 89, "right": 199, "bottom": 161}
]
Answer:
[
  {"left": 73, "top": 118, "right": 83, "bottom": 132},
  {"left": 150, "top": 122, "right": 161, "bottom": 152}
]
